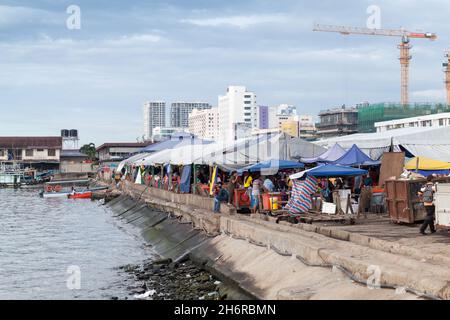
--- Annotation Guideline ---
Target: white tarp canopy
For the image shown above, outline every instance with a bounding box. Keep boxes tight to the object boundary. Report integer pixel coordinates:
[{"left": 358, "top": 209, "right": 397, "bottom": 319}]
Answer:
[
  {"left": 116, "top": 152, "right": 152, "bottom": 173},
  {"left": 197, "top": 133, "right": 326, "bottom": 171},
  {"left": 315, "top": 126, "right": 450, "bottom": 162},
  {"left": 136, "top": 144, "right": 218, "bottom": 166},
  {"left": 129, "top": 132, "right": 326, "bottom": 171}
]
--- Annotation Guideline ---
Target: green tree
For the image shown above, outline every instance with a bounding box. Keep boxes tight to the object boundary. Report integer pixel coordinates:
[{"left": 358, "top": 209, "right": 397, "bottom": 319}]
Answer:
[{"left": 80, "top": 143, "right": 97, "bottom": 160}]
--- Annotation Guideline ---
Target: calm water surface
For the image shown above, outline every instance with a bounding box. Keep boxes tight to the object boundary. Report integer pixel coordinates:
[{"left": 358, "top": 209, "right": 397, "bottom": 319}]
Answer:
[{"left": 0, "top": 189, "right": 154, "bottom": 299}]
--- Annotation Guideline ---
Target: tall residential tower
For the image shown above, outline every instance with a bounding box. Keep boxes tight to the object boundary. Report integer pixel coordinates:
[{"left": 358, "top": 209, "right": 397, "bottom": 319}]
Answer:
[
  {"left": 143, "top": 101, "right": 166, "bottom": 141},
  {"left": 218, "top": 86, "right": 258, "bottom": 141}
]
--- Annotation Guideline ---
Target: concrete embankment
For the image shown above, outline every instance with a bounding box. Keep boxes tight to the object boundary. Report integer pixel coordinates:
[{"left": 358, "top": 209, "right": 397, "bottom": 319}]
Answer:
[{"left": 107, "top": 181, "right": 450, "bottom": 300}]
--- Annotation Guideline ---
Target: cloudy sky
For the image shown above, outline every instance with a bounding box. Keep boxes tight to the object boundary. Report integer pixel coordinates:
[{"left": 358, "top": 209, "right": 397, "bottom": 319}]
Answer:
[{"left": 0, "top": 0, "right": 448, "bottom": 145}]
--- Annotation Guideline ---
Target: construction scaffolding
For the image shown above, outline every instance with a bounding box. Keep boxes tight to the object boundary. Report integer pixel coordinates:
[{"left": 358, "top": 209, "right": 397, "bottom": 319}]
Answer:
[{"left": 358, "top": 103, "right": 450, "bottom": 133}]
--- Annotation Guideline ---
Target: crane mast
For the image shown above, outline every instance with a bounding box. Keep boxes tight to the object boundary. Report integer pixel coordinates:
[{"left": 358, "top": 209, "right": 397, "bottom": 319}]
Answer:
[
  {"left": 313, "top": 24, "right": 437, "bottom": 106},
  {"left": 445, "top": 51, "right": 450, "bottom": 107}
]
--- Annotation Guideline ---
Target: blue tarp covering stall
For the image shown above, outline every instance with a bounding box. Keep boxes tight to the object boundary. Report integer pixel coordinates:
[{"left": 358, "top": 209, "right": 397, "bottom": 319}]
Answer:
[
  {"left": 307, "top": 165, "right": 367, "bottom": 177},
  {"left": 332, "top": 144, "right": 380, "bottom": 166},
  {"left": 179, "top": 165, "right": 192, "bottom": 193},
  {"left": 301, "top": 143, "right": 347, "bottom": 164},
  {"left": 238, "top": 159, "right": 304, "bottom": 173},
  {"left": 290, "top": 164, "right": 368, "bottom": 179}
]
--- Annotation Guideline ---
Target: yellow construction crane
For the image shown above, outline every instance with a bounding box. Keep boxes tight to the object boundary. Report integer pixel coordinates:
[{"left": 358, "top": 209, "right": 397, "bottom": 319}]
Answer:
[
  {"left": 444, "top": 51, "right": 450, "bottom": 106},
  {"left": 313, "top": 24, "right": 437, "bottom": 106}
]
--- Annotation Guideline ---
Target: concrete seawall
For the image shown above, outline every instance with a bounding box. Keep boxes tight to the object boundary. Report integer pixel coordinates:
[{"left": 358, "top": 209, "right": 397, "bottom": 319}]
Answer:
[{"left": 107, "top": 181, "right": 450, "bottom": 300}]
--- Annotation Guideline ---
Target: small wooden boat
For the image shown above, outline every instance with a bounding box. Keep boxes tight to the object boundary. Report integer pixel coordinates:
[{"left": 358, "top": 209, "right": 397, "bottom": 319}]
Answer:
[
  {"left": 40, "top": 184, "right": 108, "bottom": 199},
  {"left": 68, "top": 191, "right": 93, "bottom": 199}
]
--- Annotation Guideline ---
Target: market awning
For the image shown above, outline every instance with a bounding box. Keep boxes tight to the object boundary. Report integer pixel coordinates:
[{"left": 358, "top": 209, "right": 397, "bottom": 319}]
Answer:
[
  {"left": 405, "top": 156, "right": 450, "bottom": 171},
  {"left": 332, "top": 144, "right": 380, "bottom": 166},
  {"left": 301, "top": 143, "right": 347, "bottom": 164},
  {"left": 290, "top": 164, "right": 368, "bottom": 179},
  {"left": 238, "top": 159, "right": 304, "bottom": 174}
]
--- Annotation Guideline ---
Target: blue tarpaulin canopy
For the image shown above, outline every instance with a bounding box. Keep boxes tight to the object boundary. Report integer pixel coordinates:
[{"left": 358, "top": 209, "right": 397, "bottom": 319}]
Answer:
[
  {"left": 332, "top": 144, "right": 380, "bottom": 166},
  {"left": 290, "top": 164, "right": 368, "bottom": 179},
  {"left": 238, "top": 159, "right": 304, "bottom": 173},
  {"left": 301, "top": 143, "right": 347, "bottom": 164},
  {"left": 179, "top": 165, "right": 192, "bottom": 193}
]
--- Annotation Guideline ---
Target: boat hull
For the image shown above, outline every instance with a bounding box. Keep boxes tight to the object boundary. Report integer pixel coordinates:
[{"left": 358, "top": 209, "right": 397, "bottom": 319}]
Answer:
[
  {"left": 68, "top": 192, "right": 93, "bottom": 199},
  {"left": 42, "top": 192, "right": 73, "bottom": 198}
]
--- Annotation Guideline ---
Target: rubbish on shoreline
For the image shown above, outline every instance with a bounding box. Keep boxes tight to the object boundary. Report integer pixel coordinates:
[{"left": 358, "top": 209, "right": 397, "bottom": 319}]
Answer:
[{"left": 134, "top": 289, "right": 157, "bottom": 300}]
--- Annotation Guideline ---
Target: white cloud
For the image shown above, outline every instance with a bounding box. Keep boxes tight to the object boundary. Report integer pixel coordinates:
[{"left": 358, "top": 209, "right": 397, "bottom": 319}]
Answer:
[
  {"left": 181, "top": 14, "right": 287, "bottom": 28},
  {"left": 105, "top": 34, "right": 162, "bottom": 46},
  {"left": 0, "top": 5, "right": 59, "bottom": 28}
]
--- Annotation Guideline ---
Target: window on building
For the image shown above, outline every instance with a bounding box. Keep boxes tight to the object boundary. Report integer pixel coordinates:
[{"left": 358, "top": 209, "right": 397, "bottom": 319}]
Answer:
[
  {"left": 0, "top": 150, "right": 3, "bottom": 157},
  {"left": 48, "top": 149, "right": 56, "bottom": 157},
  {"left": 37, "top": 149, "right": 44, "bottom": 152},
  {"left": 26, "top": 149, "right": 33, "bottom": 157},
  {"left": 439, "top": 119, "right": 444, "bottom": 126},
  {"left": 244, "top": 101, "right": 251, "bottom": 104}
]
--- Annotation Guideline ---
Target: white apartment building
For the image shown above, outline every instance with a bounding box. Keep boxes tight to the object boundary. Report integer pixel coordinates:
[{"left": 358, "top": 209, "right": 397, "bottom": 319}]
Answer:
[
  {"left": 143, "top": 101, "right": 167, "bottom": 140},
  {"left": 188, "top": 108, "right": 219, "bottom": 140},
  {"left": 218, "top": 86, "right": 258, "bottom": 141},
  {"left": 375, "top": 113, "right": 450, "bottom": 133},
  {"left": 171, "top": 102, "right": 211, "bottom": 128}
]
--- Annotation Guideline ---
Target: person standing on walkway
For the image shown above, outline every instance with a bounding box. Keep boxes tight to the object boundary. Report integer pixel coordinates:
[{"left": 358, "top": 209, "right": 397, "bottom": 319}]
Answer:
[
  {"left": 418, "top": 175, "right": 437, "bottom": 235},
  {"left": 243, "top": 171, "right": 253, "bottom": 189},
  {"left": 357, "top": 174, "right": 373, "bottom": 218},
  {"left": 227, "top": 171, "right": 239, "bottom": 205},
  {"left": 251, "top": 175, "right": 263, "bottom": 213}
]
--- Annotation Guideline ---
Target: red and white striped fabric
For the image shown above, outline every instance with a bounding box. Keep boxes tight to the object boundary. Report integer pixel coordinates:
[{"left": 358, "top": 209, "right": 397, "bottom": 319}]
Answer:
[{"left": 285, "top": 176, "right": 318, "bottom": 214}]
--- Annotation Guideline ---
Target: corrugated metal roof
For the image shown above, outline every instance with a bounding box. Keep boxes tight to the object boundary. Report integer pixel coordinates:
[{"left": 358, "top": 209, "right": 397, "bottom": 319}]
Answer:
[
  {"left": 0, "top": 137, "right": 62, "bottom": 148},
  {"left": 96, "top": 142, "right": 150, "bottom": 151},
  {"left": 61, "top": 149, "right": 88, "bottom": 158}
]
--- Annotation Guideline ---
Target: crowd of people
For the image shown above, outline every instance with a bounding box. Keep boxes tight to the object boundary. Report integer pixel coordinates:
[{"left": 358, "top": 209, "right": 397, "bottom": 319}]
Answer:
[{"left": 111, "top": 164, "right": 383, "bottom": 218}]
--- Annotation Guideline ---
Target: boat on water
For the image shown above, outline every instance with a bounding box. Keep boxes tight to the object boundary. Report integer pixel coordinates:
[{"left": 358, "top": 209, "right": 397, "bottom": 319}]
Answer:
[
  {"left": 68, "top": 191, "right": 93, "bottom": 199},
  {"left": 40, "top": 179, "right": 108, "bottom": 198},
  {"left": 0, "top": 163, "right": 34, "bottom": 188},
  {"left": 0, "top": 162, "right": 54, "bottom": 188}
]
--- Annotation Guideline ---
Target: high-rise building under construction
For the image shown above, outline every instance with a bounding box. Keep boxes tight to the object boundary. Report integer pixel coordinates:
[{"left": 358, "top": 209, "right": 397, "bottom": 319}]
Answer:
[{"left": 357, "top": 102, "right": 450, "bottom": 133}]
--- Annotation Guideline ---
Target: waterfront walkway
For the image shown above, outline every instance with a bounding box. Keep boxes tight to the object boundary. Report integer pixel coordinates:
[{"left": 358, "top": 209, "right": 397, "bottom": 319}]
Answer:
[{"left": 105, "top": 180, "right": 450, "bottom": 300}]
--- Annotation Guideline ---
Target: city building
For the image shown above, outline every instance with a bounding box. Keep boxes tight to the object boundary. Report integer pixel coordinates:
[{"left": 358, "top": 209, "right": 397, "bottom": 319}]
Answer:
[
  {"left": 268, "top": 104, "right": 298, "bottom": 128},
  {"left": 143, "top": 101, "right": 167, "bottom": 140},
  {"left": 96, "top": 142, "right": 149, "bottom": 167},
  {"left": 218, "top": 86, "right": 258, "bottom": 141},
  {"left": 0, "top": 136, "right": 62, "bottom": 171},
  {"left": 357, "top": 102, "right": 450, "bottom": 133},
  {"left": 60, "top": 149, "right": 94, "bottom": 174},
  {"left": 316, "top": 106, "right": 358, "bottom": 139},
  {"left": 279, "top": 115, "right": 317, "bottom": 140},
  {"left": 188, "top": 108, "right": 219, "bottom": 140},
  {"left": 251, "top": 128, "right": 281, "bottom": 135},
  {"left": 170, "top": 102, "right": 211, "bottom": 128},
  {"left": 375, "top": 112, "right": 450, "bottom": 132},
  {"left": 258, "top": 106, "right": 269, "bottom": 129},
  {"left": 152, "top": 127, "right": 189, "bottom": 142}
]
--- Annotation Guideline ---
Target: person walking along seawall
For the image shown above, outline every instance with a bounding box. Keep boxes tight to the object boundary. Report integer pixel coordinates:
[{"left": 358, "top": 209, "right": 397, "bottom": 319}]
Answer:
[{"left": 418, "top": 175, "right": 437, "bottom": 235}]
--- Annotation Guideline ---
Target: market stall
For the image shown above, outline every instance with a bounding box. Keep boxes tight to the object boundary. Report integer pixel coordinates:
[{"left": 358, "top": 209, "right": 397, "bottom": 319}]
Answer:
[{"left": 404, "top": 156, "right": 450, "bottom": 176}]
